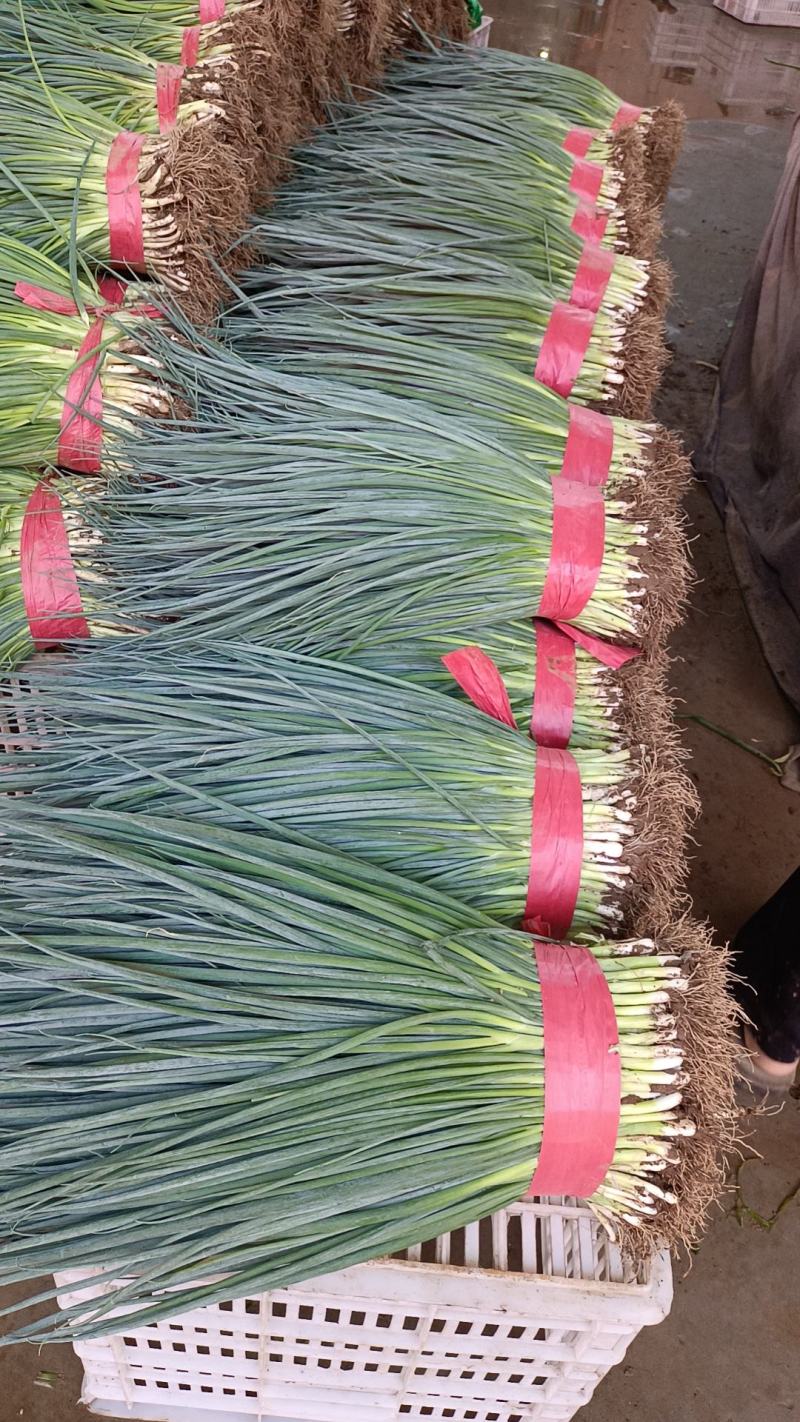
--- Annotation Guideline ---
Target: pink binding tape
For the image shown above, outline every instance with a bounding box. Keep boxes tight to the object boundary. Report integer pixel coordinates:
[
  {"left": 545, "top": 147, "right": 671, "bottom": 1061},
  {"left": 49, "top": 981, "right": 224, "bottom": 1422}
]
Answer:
[
  {"left": 15, "top": 277, "right": 154, "bottom": 474},
  {"left": 529, "top": 621, "right": 638, "bottom": 746},
  {"left": 440, "top": 648, "right": 583, "bottom": 936},
  {"left": 537, "top": 480, "right": 605, "bottom": 623},
  {"left": 527, "top": 942, "right": 621, "bottom": 1198},
  {"left": 569, "top": 156, "right": 604, "bottom": 206},
  {"left": 106, "top": 131, "right": 146, "bottom": 269},
  {"left": 530, "top": 622, "right": 577, "bottom": 748},
  {"left": 571, "top": 199, "right": 610, "bottom": 243},
  {"left": 182, "top": 0, "right": 225, "bottom": 59},
  {"left": 612, "top": 100, "right": 644, "bottom": 131},
  {"left": 15, "top": 276, "right": 127, "bottom": 314},
  {"left": 562, "top": 405, "right": 614, "bottom": 486},
  {"left": 59, "top": 321, "right": 107, "bottom": 473},
  {"left": 181, "top": 26, "right": 200, "bottom": 64},
  {"left": 570, "top": 241, "right": 615, "bottom": 313},
  {"left": 562, "top": 126, "right": 594, "bottom": 159},
  {"left": 534, "top": 303, "right": 596, "bottom": 399},
  {"left": 20, "top": 483, "right": 91, "bottom": 646},
  {"left": 156, "top": 63, "right": 184, "bottom": 132},
  {"left": 441, "top": 646, "right": 516, "bottom": 728},
  {"left": 523, "top": 747, "right": 583, "bottom": 937}
]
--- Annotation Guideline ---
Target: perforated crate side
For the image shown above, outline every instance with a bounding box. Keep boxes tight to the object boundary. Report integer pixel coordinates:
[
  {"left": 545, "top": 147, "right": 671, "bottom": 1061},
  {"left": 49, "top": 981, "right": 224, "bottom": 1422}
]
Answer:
[
  {"left": 713, "top": 0, "right": 800, "bottom": 25},
  {"left": 468, "top": 15, "right": 493, "bottom": 46},
  {"left": 57, "top": 1200, "right": 671, "bottom": 1422}
]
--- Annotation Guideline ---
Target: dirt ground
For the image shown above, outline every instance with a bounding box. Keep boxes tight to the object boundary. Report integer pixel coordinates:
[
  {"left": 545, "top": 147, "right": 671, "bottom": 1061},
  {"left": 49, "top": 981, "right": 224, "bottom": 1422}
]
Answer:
[
  {"left": 586, "top": 115, "right": 800, "bottom": 1422},
  {"left": 2, "top": 3, "right": 800, "bottom": 1419}
]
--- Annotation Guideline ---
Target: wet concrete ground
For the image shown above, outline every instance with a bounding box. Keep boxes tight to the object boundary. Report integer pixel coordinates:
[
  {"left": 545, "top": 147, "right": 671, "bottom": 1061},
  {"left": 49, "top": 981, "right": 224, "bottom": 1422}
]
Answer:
[{"left": 4, "top": 2, "right": 800, "bottom": 1418}]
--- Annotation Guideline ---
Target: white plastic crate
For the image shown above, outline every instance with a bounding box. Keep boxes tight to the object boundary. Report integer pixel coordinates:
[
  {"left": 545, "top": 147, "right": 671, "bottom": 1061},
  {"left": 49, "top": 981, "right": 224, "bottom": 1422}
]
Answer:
[
  {"left": 56, "top": 1199, "right": 671, "bottom": 1422},
  {"left": 713, "top": 0, "right": 800, "bottom": 25},
  {"left": 468, "top": 15, "right": 493, "bottom": 47},
  {"left": 647, "top": 5, "right": 712, "bottom": 67}
]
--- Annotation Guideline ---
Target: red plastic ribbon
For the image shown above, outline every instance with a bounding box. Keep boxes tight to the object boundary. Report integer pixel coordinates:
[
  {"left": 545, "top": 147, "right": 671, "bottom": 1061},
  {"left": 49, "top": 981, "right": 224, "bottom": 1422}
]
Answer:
[
  {"left": 538, "top": 480, "right": 605, "bottom": 623},
  {"left": 569, "top": 241, "right": 615, "bottom": 313},
  {"left": 569, "top": 156, "right": 604, "bottom": 206},
  {"left": 182, "top": 0, "right": 225, "bottom": 60},
  {"left": 58, "top": 321, "right": 107, "bottom": 473},
  {"left": 156, "top": 63, "right": 184, "bottom": 132},
  {"left": 15, "top": 276, "right": 127, "bottom": 314},
  {"left": 441, "top": 648, "right": 583, "bottom": 936},
  {"left": 523, "top": 747, "right": 583, "bottom": 937},
  {"left": 534, "top": 303, "right": 597, "bottom": 399},
  {"left": 562, "top": 404, "right": 614, "bottom": 486},
  {"left": 526, "top": 942, "right": 621, "bottom": 1198},
  {"left": 529, "top": 621, "right": 639, "bottom": 748},
  {"left": 612, "top": 100, "right": 644, "bottom": 131},
  {"left": 181, "top": 26, "right": 200, "bottom": 64},
  {"left": 562, "top": 126, "right": 594, "bottom": 159},
  {"left": 530, "top": 621, "right": 578, "bottom": 748},
  {"left": 571, "top": 199, "right": 610, "bottom": 243},
  {"left": 106, "top": 131, "right": 146, "bottom": 269},
  {"left": 441, "top": 646, "right": 516, "bottom": 729},
  {"left": 20, "top": 483, "right": 90, "bottom": 646}
]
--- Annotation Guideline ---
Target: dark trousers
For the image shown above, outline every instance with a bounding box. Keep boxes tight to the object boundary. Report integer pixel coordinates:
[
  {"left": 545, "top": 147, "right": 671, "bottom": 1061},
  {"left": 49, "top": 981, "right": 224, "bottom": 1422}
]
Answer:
[{"left": 732, "top": 867, "right": 800, "bottom": 1063}]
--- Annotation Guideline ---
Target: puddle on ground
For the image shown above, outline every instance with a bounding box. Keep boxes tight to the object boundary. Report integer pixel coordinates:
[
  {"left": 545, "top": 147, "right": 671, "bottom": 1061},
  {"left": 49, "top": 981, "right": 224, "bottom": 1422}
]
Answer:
[{"left": 487, "top": 0, "right": 799, "bottom": 126}]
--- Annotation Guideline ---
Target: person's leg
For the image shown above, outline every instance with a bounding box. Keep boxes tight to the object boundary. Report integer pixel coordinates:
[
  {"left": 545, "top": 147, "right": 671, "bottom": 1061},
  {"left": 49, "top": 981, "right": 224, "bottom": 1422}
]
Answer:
[{"left": 732, "top": 867, "right": 800, "bottom": 1089}]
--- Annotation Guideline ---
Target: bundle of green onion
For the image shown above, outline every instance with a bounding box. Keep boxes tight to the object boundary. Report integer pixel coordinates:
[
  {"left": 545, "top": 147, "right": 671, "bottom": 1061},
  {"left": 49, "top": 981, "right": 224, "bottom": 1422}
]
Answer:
[
  {"left": 381, "top": 43, "right": 684, "bottom": 205},
  {"left": 0, "top": 637, "right": 694, "bottom": 931},
  {"left": 273, "top": 109, "right": 638, "bottom": 259},
  {"left": 0, "top": 76, "right": 250, "bottom": 308},
  {"left": 227, "top": 248, "right": 664, "bottom": 416},
  {"left": 311, "top": 86, "right": 657, "bottom": 257},
  {"left": 0, "top": 467, "right": 135, "bottom": 672},
  {"left": 0, "top": 1, "right": 239, "bottom": 134},
  {"left": 248, "top": 199, "right": 665, "bottom": 347},
  {"left": 0, "top": 802, "right": 734, "bottom": 1341},
  {"left": 45, "top": 333, "right": 685, "bottom": 656},
  {"left": 0, "top": 238, "right": 170, "bottom": 468}
]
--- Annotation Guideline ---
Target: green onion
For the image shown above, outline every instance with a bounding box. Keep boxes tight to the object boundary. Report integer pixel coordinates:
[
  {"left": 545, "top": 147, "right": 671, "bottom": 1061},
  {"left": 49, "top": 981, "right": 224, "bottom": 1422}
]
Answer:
[
  {"left": 0, "top": 802, "right": 735, "bottom": 1341},
  {"left": 249, "top": 203, "right": 656, "bottom": 335},
  {"left": 0, "top": 237, "right": 167, "bottom": 468},
  {"left": 0, "top": 636, "right": 691, "bottom": 931}
]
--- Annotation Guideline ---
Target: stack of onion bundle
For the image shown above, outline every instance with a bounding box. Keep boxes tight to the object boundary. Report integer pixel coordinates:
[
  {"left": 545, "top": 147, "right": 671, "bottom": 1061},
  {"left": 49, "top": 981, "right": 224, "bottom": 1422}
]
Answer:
[
  {"left": 0, "top": 238, "right": 168, "bottom": 469},
  {"left": 0, "top": 637, "right": 696, "bottom": 931},
  {"left": 42, "top": 335, "right": 687, "bottom": 656},
  {"left": 227, "top": 244, "right": 665, "bottom": 417},
  {"left": 381, "top": 43, "right": 684, "bottom": 206},
  {"left": 0, "top": 802, "right": 735, "bottom": 1342},
  {"left": 79, "top": 0, "right": 410, "bottom": 112},
  {"left": 0, "top": 76, "right": 249, "bottom": 309}
]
